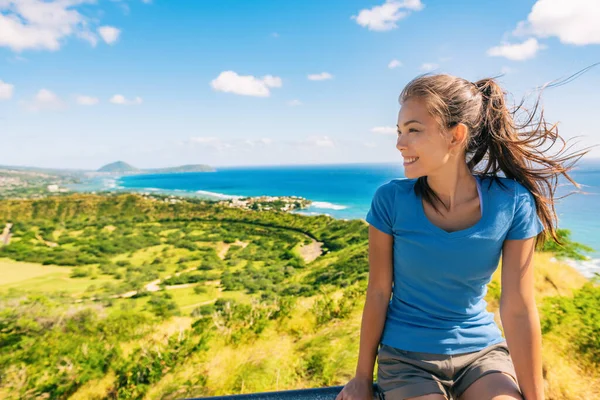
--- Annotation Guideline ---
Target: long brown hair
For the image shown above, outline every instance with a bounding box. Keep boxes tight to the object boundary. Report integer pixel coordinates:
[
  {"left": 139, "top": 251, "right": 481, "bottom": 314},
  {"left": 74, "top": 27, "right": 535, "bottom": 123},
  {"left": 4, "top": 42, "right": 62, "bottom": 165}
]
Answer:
[{"left": 399, "top": 73, "right": 593, "bottom": 248}]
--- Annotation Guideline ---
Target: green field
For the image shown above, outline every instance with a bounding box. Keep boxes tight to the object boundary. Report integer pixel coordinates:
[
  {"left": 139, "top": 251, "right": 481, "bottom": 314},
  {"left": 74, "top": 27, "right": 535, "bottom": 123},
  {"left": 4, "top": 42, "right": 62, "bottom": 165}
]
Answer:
[{"left": 0, "top": 193, "right": 598, "bottom": 399}]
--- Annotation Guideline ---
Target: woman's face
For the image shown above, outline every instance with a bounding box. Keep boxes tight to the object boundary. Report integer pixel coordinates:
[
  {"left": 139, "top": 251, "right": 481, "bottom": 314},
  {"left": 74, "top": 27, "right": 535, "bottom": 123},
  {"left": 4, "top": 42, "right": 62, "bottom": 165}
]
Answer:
[{"left": 396, "top": 97, "right": 454, "bottom": 179}]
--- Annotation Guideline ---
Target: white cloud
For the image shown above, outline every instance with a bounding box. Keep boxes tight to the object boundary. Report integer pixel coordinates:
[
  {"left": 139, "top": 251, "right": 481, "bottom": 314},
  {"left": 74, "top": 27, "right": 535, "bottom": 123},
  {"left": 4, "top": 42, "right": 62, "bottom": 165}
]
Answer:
[
  {"left": 371, "top": 126, "right": 396, "bottom": 135},
  {"left": 0, "top": 0, "right": 121, "bottom": 52},
  {"left": 289, "top": 136, "right": 335, "bottom": 148},
  {"left": 189, "top": 137, "right": 228, "bottom": 147},
  {"left": 388, "top": 59, "right": 402, "bottom": 69},
  {"left": 142, "top": 0, "right": 152, "bottom": 3},
  {"left": 271, "top": 32, "right": 279, "bottom": 38},
  {"left": 185, "top": 136, "right": 273, "bottom": 152},
  {"left": 514, "top": 0, "right": 600, "bottom": 46},
  {"left": 364, "top": 142, "right": 378, "bottom": 148},
  {"left": 420, "top": 62, "right": 439, "bottom": 71},
  {"left": 500, "top": 66, "right": 516, "bottom": 75},
  {"left": 119, "top": 3, "right": 130, "bottom": 16},
  {"left": 110, "top": 94, "right": 143, "bottom": 105},
  {"left": 307, "top": 72, "right": 333, "bottom": 81},
  {"left": 98, "top": 26, "right": 121, "bottom": 45},
  {"left": 22, "top": 89, "right": 65, "bottom": 111},
  {"left": 0, "top": 80, "right": 14, "bottom": 100},
  {"left": 287, "top": 99, "right": 302, "bottom": 106},
  {"left": 487, "top": 38, "right": 545, "bottom": 61},
  {"left": 313, "top": 136, "right": 334, "bottom": 147},
  {"left": 187, "top": 137, "right": 232, "bottom": 152},
  {"left": 7, "top": 55, "right": 27, "bottom": 63},
  {"left": 211, "top": 71, "right": 282, "bottom": 97},
  {"left": 352, "top": 0, "right": 424, "bottom": 32},
  {"left": 242, "top": 138, "right": 274, "bottom": 147},
  {"left": 76, "top": 95, "right": 99, "bottom": 105},
  {"left": 262, "top": 75, "right": 282, "bottom": 88}
]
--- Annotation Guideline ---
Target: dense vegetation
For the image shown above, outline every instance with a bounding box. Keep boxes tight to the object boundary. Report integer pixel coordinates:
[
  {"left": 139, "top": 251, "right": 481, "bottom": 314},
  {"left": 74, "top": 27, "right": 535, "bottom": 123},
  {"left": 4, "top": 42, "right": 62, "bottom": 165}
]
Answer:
[{"left": 0, "top": 193, "right": 598, "bottom": 399}]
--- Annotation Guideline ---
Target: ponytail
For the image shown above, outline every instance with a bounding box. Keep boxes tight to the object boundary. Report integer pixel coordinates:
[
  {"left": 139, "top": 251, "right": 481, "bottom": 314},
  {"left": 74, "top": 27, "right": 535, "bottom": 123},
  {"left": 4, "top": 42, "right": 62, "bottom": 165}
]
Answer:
[{"left": 401, "top": 74, "right": 592, "bottom": 248}]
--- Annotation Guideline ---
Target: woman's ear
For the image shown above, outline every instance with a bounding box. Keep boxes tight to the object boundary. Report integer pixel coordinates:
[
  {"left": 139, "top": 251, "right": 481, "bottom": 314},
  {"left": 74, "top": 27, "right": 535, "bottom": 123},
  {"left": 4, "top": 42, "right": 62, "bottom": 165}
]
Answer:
[{"left": 449, "top": 123, "right": 469, "bottom": 151}]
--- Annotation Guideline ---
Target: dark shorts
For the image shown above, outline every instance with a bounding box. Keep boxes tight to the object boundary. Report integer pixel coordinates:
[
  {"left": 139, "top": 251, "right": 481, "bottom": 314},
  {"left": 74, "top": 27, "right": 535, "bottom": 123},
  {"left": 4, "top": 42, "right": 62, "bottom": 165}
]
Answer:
[{"left": 376, "top": 341, "right": 521, "bottom": 399}]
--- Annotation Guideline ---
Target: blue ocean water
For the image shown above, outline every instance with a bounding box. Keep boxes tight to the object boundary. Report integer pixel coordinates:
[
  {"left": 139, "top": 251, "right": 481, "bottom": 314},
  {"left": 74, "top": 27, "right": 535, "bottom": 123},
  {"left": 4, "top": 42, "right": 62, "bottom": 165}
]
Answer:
[{"left": 90, "top": 163, "right": 599, "bottom": 278}]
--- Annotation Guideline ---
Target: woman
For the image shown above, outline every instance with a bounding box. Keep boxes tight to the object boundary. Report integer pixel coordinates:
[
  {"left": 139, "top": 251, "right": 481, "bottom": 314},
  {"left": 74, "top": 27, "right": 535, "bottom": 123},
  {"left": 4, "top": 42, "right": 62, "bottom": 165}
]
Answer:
[{"left": 337, "top": 74, "right": 588, "bottom": 400}]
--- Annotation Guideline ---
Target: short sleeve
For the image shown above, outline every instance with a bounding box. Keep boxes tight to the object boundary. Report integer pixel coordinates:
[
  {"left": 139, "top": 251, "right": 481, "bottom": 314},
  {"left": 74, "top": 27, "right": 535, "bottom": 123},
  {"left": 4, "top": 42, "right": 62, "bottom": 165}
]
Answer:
[
  {"left": 505, "top": 182, "right": 544, "bottom": 240},
  {"left": 366, "top": 182, "right": 395, "bottom": 235}
]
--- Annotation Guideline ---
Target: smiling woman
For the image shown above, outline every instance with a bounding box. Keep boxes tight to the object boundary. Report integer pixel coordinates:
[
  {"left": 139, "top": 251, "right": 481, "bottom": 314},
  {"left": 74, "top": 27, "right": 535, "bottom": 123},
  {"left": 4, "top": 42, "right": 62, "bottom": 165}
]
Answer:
[{"left": 337, "top": 72, "right": 594, "bottom": 400}]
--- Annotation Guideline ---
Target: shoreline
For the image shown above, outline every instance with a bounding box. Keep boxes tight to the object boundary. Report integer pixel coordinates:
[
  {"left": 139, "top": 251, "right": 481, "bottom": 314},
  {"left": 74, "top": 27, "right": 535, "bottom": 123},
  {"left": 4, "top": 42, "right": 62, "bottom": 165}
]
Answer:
[{"left": 11, "top": 184, "right": 600, "bottom": 282}]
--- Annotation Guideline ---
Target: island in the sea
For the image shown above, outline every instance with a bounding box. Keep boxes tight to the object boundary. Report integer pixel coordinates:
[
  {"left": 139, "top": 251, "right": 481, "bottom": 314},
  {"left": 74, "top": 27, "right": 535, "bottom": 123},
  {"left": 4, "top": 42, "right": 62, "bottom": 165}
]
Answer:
[
  {"left": 0, "top": 161, "right": 216, "bottom": 199},
  {"left": 97, "top": 161, "right": 215, "bottom": 174}
]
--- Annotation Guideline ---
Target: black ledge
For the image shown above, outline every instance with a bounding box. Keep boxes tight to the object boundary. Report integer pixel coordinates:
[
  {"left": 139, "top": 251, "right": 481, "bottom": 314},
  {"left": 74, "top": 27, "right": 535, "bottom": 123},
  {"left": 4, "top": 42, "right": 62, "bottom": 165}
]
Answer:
[{"left": 187, "top": 384, "right": 384, "bottom": 400}]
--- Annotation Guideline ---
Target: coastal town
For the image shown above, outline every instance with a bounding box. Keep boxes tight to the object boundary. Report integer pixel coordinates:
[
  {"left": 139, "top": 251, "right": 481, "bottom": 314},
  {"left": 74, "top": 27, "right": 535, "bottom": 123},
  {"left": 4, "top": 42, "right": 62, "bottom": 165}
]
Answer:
[
  {"left": 224, "top": 195, "right": 311, "bottom": 212},
  {"left": 0, "top": 168, "right": 73, "bottom": 199},
  {"left": 136, "top": 192, "right": 313, "bottom": 212}
]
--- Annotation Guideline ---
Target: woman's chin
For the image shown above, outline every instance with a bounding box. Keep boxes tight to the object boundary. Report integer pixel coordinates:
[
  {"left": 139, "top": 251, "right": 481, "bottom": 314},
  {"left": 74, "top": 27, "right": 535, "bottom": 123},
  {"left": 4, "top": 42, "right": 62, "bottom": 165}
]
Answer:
[{"left": 402, "top": 169, "right": 418, "bottom": 179}]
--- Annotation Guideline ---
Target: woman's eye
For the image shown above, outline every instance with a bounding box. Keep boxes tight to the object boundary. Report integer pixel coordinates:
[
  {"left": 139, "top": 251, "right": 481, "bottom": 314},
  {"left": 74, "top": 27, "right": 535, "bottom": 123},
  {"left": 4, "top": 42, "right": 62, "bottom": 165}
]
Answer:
[{"left": 397, "top": 128, "right": 419, "bottom": 135}]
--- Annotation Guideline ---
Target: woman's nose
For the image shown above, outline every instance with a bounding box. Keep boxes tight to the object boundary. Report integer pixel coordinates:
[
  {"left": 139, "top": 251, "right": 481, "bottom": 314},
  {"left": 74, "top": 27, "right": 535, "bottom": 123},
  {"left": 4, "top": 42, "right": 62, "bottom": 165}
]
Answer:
[{"left": 396, "top": 137, "right": 407, "bottom": 151}]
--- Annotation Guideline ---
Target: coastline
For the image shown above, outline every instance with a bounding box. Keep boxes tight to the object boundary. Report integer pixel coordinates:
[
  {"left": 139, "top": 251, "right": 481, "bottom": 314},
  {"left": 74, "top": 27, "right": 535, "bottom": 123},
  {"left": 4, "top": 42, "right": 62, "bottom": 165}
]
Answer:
[{"left": 60, "top": 176, "right": 600, "bottom": 281}]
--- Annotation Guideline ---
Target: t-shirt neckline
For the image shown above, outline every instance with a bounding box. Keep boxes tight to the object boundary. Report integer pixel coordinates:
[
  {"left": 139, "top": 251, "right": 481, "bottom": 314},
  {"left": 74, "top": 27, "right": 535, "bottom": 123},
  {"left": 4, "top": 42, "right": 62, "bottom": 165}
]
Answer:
[{"left": 415, "top": 175, "right": 488, "bottom": 238}]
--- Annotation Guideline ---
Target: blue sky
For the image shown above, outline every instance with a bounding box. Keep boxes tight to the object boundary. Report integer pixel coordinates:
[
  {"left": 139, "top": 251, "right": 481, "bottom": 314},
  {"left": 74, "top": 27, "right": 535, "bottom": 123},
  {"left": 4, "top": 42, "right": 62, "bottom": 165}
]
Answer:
[{"left": 1, "top": 0, "right": 599, "bottom": 169}]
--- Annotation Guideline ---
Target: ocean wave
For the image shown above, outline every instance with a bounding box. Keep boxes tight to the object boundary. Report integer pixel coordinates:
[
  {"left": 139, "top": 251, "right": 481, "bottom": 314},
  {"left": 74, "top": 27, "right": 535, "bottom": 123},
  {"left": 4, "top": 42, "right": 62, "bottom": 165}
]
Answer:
[
  {"left": 293, "top": 211, "right": 333, "bottom": 217},
  {"left": 143, "top": 188, "right": 162, "bottom": 192},
  {"left": 102, "top": 178, "right": 117, "bottom": 189},
  {"left": 310, "top": 201, "right": 348, "bottom": 210},
  {"left": 195, "top": 190, "right": 242, "bottom": 200},
  {"left": 563, "top": 257, "right": 600, "bottom": 280}
]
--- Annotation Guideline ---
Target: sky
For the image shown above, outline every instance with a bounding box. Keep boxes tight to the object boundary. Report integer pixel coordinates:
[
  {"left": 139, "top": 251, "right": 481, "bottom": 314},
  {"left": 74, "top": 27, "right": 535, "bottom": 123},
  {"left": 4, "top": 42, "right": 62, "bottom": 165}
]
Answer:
[{"left": 1, "top": 0, "right": 600, "bottom": 169}]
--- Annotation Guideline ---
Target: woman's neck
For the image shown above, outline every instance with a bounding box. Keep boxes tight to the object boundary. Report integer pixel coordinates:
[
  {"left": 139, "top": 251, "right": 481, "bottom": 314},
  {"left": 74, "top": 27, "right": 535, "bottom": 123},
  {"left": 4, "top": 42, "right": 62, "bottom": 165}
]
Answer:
[{"left": 425, "top": 164, "right": 477, "bottom": 210}]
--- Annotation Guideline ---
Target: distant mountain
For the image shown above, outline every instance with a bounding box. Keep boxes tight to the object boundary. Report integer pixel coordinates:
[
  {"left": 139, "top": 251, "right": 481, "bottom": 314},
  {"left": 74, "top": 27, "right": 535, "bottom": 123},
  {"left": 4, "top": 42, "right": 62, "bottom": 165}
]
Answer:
[
  {"left": 97, "top": 161, "right": 139, "bottom": 173},
  {"left": 147, "top": 164, "right": 215, "bottom": 173},
  {"left": 97, "top": 161, "right": 215, "bottom": 174}
]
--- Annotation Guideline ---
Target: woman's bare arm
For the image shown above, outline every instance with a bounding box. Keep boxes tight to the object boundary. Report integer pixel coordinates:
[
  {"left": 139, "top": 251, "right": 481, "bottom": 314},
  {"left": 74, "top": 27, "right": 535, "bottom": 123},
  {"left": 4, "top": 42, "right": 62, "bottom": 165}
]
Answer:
[
  {"left": 500, "top": 237, "right": 545, "bottom": 400},
  {"left": 355, "top": 225, "right": 393, "bottom": 381}
]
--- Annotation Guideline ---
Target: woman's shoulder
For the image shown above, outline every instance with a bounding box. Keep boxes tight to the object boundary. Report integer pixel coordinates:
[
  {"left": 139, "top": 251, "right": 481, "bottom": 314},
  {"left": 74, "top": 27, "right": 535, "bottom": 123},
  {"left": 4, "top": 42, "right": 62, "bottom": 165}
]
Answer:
[
  {"left": 377, "top": 178, "right": 417, "bottom": 196},
  {"left": 481, "top": 175, "right": 532, "bottom": 203}
]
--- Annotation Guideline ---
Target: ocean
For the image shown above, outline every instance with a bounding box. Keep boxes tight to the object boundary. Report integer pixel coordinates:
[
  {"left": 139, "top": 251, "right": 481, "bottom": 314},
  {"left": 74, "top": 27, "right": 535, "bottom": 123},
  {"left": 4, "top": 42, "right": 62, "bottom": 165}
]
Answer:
[{"left": 76, "top": 163, "right": 600, "bottom": 279}]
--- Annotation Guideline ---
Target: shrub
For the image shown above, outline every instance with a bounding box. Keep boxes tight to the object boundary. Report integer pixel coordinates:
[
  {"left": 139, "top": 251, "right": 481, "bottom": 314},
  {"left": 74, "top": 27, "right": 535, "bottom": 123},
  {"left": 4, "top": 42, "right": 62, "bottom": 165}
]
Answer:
[{"left": 540, "top": 281, "right": 600, "bottom": 365}]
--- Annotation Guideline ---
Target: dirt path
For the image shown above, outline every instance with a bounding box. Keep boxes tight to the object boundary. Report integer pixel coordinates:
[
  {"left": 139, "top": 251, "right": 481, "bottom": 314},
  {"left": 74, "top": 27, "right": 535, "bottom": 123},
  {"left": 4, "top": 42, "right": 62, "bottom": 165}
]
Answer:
[
  {"left": 0, "top": 223, "right": 12, "bottom": 246},
  {"left": 297, "top": 238, "right": 323, "bottom": 263},
  {"left": 217, "top": 240, "right": 249, "bottom": 259},
  {"left": 117, "top": 266, "right": 200, "bottom": 298},
  {"left": 35, "top": 233, "right": 58, "bottom": 247},
  {"left": 181, "top": 299, "right": 217, "bottom": 310}
]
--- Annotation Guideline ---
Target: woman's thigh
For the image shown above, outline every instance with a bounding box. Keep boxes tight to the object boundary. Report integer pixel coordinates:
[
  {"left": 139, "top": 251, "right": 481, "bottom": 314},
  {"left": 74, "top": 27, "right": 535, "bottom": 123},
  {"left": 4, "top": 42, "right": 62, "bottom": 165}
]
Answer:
[
  {"left": 377, "top": 344, "right": 453, "bottom": 399},
  {"left": 458, "top": 372, "right": 523, "bottom": 400}
]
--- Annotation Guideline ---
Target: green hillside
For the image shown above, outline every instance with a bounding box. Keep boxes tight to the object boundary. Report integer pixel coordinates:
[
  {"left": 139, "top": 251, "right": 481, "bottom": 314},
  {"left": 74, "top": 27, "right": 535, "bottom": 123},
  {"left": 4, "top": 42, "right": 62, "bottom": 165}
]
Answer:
[{"left": 0, "top": 194, "right": 598, "bottom": 399}]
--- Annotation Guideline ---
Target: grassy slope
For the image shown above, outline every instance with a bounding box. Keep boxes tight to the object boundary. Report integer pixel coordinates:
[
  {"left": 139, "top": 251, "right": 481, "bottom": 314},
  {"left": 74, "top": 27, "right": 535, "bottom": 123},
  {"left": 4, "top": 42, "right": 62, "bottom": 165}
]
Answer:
[
  {"left": 61, "top": 251, "right": 600, "bottom": 400},
  {"left": 0, "top": 194, "right": 598, "bottom": 399}
]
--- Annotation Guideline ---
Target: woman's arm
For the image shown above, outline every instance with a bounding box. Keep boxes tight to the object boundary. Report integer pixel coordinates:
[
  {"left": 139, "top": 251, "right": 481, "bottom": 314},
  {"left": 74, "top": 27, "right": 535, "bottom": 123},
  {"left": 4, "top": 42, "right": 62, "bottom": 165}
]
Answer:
[
  {"left": 356, "top": 225, "right": 393, "bottom": 381},
  {"left": 500, "top": 237, "right": 544, "bottom": 400}
]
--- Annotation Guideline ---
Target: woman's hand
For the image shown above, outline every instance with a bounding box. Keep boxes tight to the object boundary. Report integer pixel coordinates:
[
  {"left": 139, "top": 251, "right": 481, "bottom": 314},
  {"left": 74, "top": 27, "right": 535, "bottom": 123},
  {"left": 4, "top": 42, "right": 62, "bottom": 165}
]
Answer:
[{"left": 335, "top": 376, "right": 374, "bottom": 400}]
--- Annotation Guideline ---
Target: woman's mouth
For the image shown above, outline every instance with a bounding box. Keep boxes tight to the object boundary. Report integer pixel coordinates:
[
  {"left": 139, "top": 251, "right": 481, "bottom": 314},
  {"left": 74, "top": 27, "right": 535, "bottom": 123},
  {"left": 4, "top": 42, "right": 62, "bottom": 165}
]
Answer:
[{"left": 403, "top": 157, "right": 419, "bottom": 166}]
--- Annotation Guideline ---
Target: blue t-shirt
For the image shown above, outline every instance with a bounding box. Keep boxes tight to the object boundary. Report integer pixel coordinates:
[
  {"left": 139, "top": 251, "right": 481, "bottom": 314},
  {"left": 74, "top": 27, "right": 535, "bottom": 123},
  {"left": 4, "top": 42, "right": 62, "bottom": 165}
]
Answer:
[{"left": 365, "top": 175, "right": 544, "bottom": 355}]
